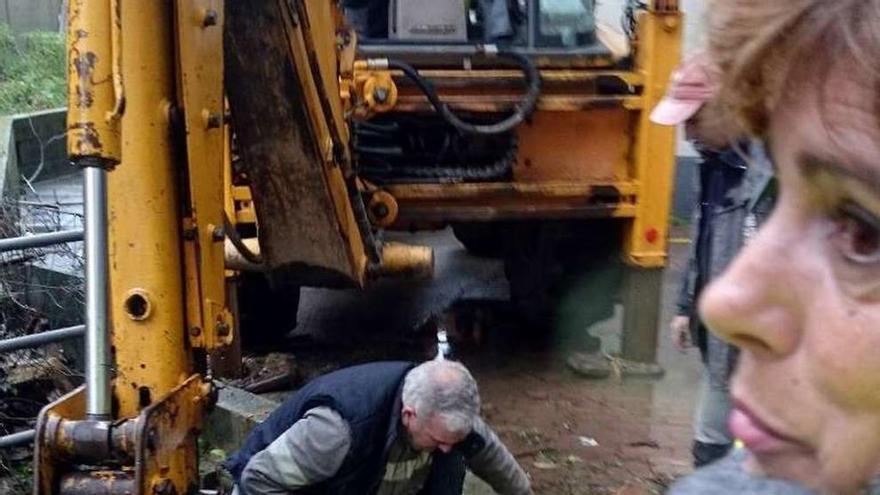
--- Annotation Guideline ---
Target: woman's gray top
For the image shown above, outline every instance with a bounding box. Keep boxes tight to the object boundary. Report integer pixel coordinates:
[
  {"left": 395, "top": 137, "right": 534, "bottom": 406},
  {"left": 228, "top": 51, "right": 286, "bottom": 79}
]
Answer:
[{"left": 669, "top": 449, "right": 880, "bottom": 495}]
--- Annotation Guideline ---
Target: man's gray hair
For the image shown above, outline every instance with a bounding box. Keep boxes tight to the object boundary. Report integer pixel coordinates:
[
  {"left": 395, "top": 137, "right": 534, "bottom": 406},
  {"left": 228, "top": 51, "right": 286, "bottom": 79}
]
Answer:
[{"left": 402, "top": 360, "right": 480, "bottom": 435}]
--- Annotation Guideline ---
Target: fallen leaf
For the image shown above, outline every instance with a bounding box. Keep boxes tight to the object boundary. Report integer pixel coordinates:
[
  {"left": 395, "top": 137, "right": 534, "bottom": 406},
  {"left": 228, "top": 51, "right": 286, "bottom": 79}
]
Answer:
[
  {"left": 532, "top": 460, "right": 558, "bottom": 470},
  {"left": 578, "top": 436, "right": 599, "bottom": 447},
  {"left": 628, "top": 440, "right": 660, "bottom": 449}
]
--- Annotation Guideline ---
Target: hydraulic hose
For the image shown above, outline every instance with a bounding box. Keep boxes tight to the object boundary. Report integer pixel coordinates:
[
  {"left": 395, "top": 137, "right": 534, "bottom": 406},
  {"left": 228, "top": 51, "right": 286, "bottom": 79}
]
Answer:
[
  {"left": 384, "top": 49, "right": 541, "bottom": 135},
  {"left": 224, "top": 213, "right": 264, "bottom": 265},
  {"left": 357, "top": 133, "right": 518, "bottom": 182}
]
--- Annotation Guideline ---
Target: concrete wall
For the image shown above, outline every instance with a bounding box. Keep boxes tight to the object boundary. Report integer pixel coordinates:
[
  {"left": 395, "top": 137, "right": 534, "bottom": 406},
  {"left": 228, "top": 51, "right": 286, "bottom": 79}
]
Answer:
[
  {"left": 0, "top": 109, "right": 69, "bottom": 191},
  {"left": 10, "top": 108, "right": 68, "bottom": 182},
  {"left": 0, "top": 114, "right": 17, "bottom": 199},
  {"left": 1, "top": 109, "right": 83, "bottom": 334},
  {"left": 0, "top": 0, "right": 63, "bottom": 33}
]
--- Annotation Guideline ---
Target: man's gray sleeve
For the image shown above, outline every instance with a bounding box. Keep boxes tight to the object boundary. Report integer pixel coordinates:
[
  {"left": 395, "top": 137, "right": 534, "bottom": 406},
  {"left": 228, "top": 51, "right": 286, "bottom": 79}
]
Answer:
[
  {"left": 238, "top": 406, "right": 352, "bottom": 494},
  {"left": 465, "top": 417, "right": 532, "bottom": 495}
]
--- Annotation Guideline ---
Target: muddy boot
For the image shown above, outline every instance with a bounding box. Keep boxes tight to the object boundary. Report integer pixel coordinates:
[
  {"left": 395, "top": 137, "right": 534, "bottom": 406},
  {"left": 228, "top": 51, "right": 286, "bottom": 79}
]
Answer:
[
  {"left": 566, "top": 352, "right": 611, "bottom": 379},
  {"left": 692, "top": 441, "right": 732, "bottom": 468},
  {"left": 612, "top": 357, "right": 665, "bottom": 379}
]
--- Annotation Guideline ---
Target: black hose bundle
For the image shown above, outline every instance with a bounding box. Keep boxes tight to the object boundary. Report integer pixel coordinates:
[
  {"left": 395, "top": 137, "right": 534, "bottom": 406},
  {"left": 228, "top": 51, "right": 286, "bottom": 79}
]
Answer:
[
  {"left": 360, "top": 134, "right": 518, "bottom": 181},
  {"left": 386, "top": 49, "right": 541, "bottom": 135}
]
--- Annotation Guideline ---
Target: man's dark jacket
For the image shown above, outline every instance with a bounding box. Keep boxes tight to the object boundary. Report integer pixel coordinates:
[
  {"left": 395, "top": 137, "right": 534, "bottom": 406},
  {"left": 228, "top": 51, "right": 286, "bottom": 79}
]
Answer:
[{"left": 225, "top": 361, "right": 482, "bottom": 494}]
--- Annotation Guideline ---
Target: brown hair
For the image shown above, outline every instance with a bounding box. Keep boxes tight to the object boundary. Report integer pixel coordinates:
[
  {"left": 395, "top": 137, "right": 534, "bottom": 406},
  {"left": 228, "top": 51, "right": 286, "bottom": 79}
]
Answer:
[{"left": 707, "top": 0, "right": 880, "bottom": 137}]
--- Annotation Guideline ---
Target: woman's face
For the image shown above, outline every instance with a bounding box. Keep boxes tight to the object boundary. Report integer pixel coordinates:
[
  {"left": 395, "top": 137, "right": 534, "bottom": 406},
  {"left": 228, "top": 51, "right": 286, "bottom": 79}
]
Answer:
[{"left": 699, "top": 71, "right": 880, "bottom": 493}]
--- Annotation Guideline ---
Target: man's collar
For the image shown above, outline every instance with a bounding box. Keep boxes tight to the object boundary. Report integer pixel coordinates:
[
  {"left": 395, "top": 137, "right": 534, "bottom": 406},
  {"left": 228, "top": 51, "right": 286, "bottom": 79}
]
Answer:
[{"left": 384, "top": 380, "right": 406, "bottom": 455}]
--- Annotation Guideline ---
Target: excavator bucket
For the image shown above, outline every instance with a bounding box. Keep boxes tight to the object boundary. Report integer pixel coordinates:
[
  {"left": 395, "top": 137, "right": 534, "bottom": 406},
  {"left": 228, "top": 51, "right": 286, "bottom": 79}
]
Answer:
[{"left": 224, "top": 0, "right": 369, "bottom": 288}]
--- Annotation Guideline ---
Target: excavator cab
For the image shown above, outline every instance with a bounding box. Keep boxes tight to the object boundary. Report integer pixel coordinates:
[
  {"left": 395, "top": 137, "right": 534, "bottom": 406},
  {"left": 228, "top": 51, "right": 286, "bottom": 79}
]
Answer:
[{"left": 347, "top": 0, "right": 598, "bottom": 49}]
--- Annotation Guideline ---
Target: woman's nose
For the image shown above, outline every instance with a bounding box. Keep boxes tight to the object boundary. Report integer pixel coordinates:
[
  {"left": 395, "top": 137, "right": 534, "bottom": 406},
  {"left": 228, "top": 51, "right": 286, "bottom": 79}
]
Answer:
[{"left": 698, "top": 215, "right": 803, "bottom": 358}]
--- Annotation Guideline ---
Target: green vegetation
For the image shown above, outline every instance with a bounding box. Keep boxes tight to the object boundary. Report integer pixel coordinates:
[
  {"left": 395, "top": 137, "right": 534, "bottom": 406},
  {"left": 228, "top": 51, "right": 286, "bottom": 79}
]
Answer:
[
  {"left": 0, "top": 23, "right": 66, "bottom": 115},
  {"left": 670, "top": 214, "right": 691, "bottom": 228}
]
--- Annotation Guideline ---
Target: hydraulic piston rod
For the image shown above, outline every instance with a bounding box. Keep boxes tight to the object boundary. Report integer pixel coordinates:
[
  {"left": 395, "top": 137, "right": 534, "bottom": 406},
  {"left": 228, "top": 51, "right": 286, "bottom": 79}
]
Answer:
[
  {"left": 67, "top": 0, "right": 121, "bottom": 421},
  {"left": 83, "top": 166, "right": 111, "bottom": 420}
]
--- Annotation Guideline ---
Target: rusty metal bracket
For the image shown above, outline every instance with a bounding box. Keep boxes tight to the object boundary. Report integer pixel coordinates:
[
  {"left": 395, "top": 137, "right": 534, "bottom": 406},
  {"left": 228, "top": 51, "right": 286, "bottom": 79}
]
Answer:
[
  {"left": 60, "top": 472, "right": 136, "bottom": 495},
  {"left": 347, "top": 64, "right": 399, "bottom": 117},
  {"left": 35, "top": 386, "right": 85, "bottom": 495},
  {"left": 175, "top": 0, "right": 233, "bottom": 350},
  {"left": 367, "top": 190, "right": 399, "bottom": 228},
  {"left": 134, "top": 375, "right": 211, "bottom": 495},
  {"left": 35, "top": 387, "right": 141, "bottom": 494},
  {"left": 35, "top": 377, "right": 212, "bottom": 495}
]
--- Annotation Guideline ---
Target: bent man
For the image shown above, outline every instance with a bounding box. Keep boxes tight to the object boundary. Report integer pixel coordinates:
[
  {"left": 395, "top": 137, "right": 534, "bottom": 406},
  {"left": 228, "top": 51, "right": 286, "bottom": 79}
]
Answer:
[{"left": 226, "top": 360, "right": 532, "bottom": 494}]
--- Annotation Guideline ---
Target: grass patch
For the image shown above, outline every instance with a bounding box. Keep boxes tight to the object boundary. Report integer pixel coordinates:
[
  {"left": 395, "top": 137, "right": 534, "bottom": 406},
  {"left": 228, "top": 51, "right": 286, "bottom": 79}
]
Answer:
[
  {"left": 0, "top": 23, "right": 66, "bottom": 115},
  {"left": 669, "top": 215, "right": 690, "bottom": 228}
]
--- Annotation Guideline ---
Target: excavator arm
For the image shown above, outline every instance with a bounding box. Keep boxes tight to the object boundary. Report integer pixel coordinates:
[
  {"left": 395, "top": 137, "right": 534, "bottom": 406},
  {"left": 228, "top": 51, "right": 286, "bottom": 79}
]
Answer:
[{"left": 35, "top": 1, "right": 431, "bottom": 493}]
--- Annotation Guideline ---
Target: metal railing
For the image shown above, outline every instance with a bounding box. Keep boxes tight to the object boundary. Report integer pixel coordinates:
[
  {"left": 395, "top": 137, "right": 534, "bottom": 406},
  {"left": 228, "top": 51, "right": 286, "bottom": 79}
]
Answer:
[
  {"left": 0, "top": 229, "right": 84, "bottom": 253},
  {"left": 0, "top": 429, "right": 36, "bottom": 448},
  {"left": 0, "top": 230, "right": 87, "bottom": 448},
  {"left": 0, "top": 229, "right": 86, "bottom": 354},
  {"left": 0, "top": 324, "right": 84, "bottom": 449},
  {"left": 0, "top": 324, "right": 85, "bottom": 354}
]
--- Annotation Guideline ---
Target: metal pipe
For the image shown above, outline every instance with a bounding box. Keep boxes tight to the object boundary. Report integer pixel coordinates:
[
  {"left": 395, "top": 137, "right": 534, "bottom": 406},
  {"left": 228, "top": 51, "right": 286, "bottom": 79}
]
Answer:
[
  {"left": 84, "top": 167, "right": 111, "bottom": 420},
  {"left": 51, "top": 419, "right": 137, "bottom": 463},
  {"left": 224, "top": 238, "right": 264, "bottom": 272},
  {"left": 0, "top": 325, "right": 85, "bottom": 353},
  {"left": 0, "top": 429, "right": 35, "bottom": 449},
  {"left": 368, "top": 242, "right": 433, "bottom": 279},
  {"left": 356, "top": 44, "right": 610, "bottom": 58},
  {"left": 0, "top": 230, "right": 84, "bottom": 253}
]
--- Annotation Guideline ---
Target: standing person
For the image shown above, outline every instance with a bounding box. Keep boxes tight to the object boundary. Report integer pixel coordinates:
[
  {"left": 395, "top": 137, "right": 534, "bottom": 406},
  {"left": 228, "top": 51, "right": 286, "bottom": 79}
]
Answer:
[
  {"left": 651, "top": 53, "right": 769, "bottom": 468},
  {"left": 225, "top": 359, "right": 532, "bottom": 495},
  {"left": 670, "top": 0, "right": 880, "bottom": 493}
]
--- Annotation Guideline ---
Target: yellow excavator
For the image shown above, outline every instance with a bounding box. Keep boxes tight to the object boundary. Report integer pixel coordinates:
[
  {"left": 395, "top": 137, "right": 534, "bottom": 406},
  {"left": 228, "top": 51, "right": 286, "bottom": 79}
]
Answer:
[{"left": 33, "top": 0, "right": 680, "bottom": 492}]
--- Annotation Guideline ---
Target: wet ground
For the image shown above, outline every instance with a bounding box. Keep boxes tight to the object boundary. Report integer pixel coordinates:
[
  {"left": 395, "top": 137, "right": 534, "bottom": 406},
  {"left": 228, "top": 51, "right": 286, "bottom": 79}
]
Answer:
[{"left": 237, "top": 226, "right": 701, "bottom": 494}]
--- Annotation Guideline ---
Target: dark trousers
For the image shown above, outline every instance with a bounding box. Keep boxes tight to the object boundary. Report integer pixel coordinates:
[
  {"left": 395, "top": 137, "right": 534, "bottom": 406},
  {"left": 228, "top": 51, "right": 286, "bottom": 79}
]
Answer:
[
  {"left": 419, "top": 452, "right": 467, "bottom": 495},
  {"left": 693, "top": 441, "right": 732, "bottom": 468}
]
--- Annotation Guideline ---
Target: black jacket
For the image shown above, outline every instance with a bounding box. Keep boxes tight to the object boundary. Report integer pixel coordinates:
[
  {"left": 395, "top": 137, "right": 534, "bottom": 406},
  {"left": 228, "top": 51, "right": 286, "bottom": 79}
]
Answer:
[{"left": 677, "top": 143, "right": 775, "bottom": 387}]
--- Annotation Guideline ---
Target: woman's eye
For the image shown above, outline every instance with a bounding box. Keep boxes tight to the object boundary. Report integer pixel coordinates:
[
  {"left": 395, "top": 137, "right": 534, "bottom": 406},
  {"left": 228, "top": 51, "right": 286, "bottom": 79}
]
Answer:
[{"left": 832, "top": 203, "right": 880, "bottom": 264}]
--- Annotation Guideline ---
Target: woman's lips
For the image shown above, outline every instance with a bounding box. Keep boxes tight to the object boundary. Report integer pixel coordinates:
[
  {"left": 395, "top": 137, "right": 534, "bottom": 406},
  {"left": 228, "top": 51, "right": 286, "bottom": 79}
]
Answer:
[{"left": 729, "top": 401, "right": 808, "bottom": 454}]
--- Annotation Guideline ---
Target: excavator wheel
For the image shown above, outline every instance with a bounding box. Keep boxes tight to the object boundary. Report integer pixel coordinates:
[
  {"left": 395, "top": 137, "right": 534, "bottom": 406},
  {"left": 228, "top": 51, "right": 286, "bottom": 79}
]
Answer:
[
  {"left": 451, "top": 222, "right": 506, "bottom": 258},
  {"left": 236, "top": 272, "right": 301, "bottom": 349}
]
